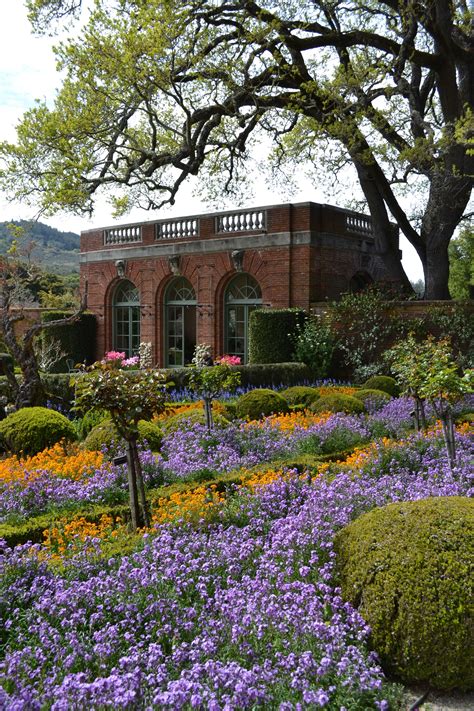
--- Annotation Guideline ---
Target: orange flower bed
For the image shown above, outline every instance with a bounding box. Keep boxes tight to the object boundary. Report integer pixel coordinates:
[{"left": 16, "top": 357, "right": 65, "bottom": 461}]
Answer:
[
  {"left": 152, "top": 484, "right": 225, "bottom": 525},
  {"left": 43, "top": 513, "right": 124, "bottom": 558},
  {"left": 154, "top": 401, "right": 227, "bottom": 423},
  {"left": 249, "top": 410, "right": 332, "bottom": 431},
  {"left": 0, "top": 443, "right": 107, "bottom": 485}
]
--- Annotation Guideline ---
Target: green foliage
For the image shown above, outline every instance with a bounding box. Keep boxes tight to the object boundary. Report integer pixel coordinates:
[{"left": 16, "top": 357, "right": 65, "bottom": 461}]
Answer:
[
  {"left": 329, "top": 289, "right": 400, "bottom": 381},
  {"left": 279, "top": 385, "right": 320, "bottom": 408},
  {"left": 188, "top": 364, "right": 241, "bottom": 400},
  {"left": 334, "top": 497, "right": 474, "bottom": 690},
  {"left": 161, "top": 410, "right": 229, "bottom": 433},
  {"left": 386, "top": 335, "right": 472, "bottom": 404},
  {"left": 298, "top": 428, "right": 366, "bottom": 456},
  {"left": 0, "top": 406, "right": 77, "bottom": 455},
  {"left": 310, "top": 393, "right": 365, "bottom": 415},
  {"left": 40, "top": 310, "right": 96, "bottom": 372},
  {"left": 248, "top": 309, "right": 306, "bottom": 364},
  {"left": 352, "top": 389, "right": 392, "bottom": 410},
  {"left": 362, "top": 375, "right": 400, "bottom": 397},
  {"left": 449, "top": 226, "right": 473, "bottom": 300},
  {"left": 423, "top": 302, "right": 474, "bottom": 369},
  {"left": 0, "top": 352, "right": 14, "bottom": 372},
  {"left": 291, "top": 316, "right": 335, "bottom": 377},
  {"left": 74, "top": 358, "right": 167, "bottom": 441},
  {"left": 74, "top": 408, "right": 110, "bottom": 440},
  {"left": 82, "top": 419, "right": 163, "bottom": 453},
  {"left": 235, "top": 388, "right": 290, "bottom": 421},
  {"left": 161, "top": 363, "right": 314, "bottom": 389}
]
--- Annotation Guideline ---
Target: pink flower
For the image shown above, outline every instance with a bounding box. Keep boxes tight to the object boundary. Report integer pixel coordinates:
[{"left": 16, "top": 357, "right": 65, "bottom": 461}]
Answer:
[
  {"left": 122, "top": 356, "right": 140, "bottom": 368},
  {"left": 104, "top": 351, "right": 126, "bottom": 361},
  {"left": 217, "top": 355, "right": 241, "bottom": 366}
]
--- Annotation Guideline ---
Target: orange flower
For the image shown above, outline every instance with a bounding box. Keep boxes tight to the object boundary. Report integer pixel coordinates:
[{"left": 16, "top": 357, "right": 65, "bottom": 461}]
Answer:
[{"left": 0, "top": 443, "right": 107, "bottom": 485}]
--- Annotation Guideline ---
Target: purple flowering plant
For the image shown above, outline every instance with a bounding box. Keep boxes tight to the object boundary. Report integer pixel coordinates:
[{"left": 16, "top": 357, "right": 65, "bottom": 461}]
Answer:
[{"left": 0, "top": 418, "right": 472, "bottom": 708}]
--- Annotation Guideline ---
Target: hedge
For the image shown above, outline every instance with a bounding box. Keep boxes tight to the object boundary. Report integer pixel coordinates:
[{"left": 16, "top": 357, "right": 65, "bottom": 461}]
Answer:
[
  {"left": 248, "top": 308, "right": 306, "bottom": 363},
  {"left": 0, "top": 469, "right": 261, "bottom": 548},
  {"left": 160, "top": 362, "right": 313, "bottom": 389}
]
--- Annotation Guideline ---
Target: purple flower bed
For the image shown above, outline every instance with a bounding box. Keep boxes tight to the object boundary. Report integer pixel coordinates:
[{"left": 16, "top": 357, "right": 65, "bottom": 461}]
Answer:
[
  {"left": 0, "top": 464, "right": 128, "bottom": 523},
  {"left": 159, "top": 420, "right": 296, "bottom": 480},
  {"left": 0, "top": 428, "right": 472, "bottom": 709}
]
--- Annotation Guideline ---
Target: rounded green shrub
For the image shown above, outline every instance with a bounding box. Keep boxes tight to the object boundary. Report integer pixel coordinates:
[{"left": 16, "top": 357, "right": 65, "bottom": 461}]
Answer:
[
  {"left": 82, "top": 419, "right": 163, "bottom": 453},
  {"left": 235, "top": 388, "right": 290, "bottom": 420},
  {"left": 334, "top": 497, "right": 474, "bottom": 691},
  {"left": 280, "top": 386, "right": 320, "bottom": 408},
  {"left": 309, "top": 393, "right": 364, "bottom": 415},
  {"left": 76, "top": 408, "right": 110, "bottom": 440},
  {"left": 81, "top": 420, "right": 121, "bottom": 453},
  {"left": 363, "top": 375, "right": 400, "bottom": 397},
  {"left": 161, "top": 410, "right": 229, "bottom": 433},
  {"left": 352, "top": 388, "right": 391, "bottom": 410},
  {"left": 136, "top": 420, "right": 163, "bottom": 451},
  {"left": 0, "top": 406, "right": 77, "bottom": 456}
]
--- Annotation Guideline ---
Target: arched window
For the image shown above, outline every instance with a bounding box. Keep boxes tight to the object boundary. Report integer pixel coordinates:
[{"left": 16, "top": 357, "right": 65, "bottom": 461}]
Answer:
[
  {"left": 225, "top": 274, "right": 262, "bottom": 364},
  {"left": 165, "top": 277, "right": 196, "bottom": 367},
  {"left": 113, "top": 280, "right": 140, "bottom": 357}
]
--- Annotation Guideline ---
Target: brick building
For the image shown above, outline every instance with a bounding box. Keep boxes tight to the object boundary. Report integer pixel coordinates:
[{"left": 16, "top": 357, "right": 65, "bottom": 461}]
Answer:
[{"left": 80, "top": 201, "right": 401, "bottom": 365}]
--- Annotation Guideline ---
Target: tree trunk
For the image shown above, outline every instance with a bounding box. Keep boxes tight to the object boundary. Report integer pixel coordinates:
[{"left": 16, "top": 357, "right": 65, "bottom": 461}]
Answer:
[
  {"left": 353, "top": 159, "right": 414, "bottom": 294},
  {"left": 126, "top": 441, "right": 142, "bottom": 531},
  {"left": 204, "top": 396, "right": 213, "bottom": 432},
  {"left": 421, "top": 171, "right": 472, "bottom": 300},
  {"left": 130, "top": 438, "right": 150, "bottom": 528},
  {"left": 15, "top": 343, "right": 47, "bottom": 408}
]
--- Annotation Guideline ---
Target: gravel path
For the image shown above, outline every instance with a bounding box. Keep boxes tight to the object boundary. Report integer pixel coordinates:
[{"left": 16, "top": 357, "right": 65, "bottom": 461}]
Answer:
[{"left": 404, "top": 688, "right": 474, "bottom": 710}]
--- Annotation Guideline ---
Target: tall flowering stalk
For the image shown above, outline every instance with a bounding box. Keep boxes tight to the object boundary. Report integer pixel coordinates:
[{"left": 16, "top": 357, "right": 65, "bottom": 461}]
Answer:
[{"left": 74, "top": 353, "right": 167, "bottom": 529}]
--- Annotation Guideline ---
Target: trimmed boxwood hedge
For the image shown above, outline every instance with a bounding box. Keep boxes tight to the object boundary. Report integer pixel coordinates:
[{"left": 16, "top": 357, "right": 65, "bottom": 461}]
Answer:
[
  {"left": 334, "top": 497, "right": 474, "bottom": 691},
  {"left": 0, "top": 407, "right": 77, "bottom": 455},
  {"left": 363, "top": 375, "right": 400, "bottom": 397},
  {"left": 235, "top": 388, "right": 290, "bottom": 420},
  {"left": 161, "top": 362, "right": 313, "bottom": 390},
  {"left": 248, "top": 308, "right": 306, "bottom": 363},
  {"left": 280, "top": 385, "right": 320, "bottom": 407},
  {"left": 310, "top": 393, "right": 365, "bottom": 415}
]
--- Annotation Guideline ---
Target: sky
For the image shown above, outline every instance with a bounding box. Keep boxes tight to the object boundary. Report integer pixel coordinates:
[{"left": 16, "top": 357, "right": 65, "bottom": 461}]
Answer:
[{"left": 0, "top": 2, "right": 424, "bottom": 281}]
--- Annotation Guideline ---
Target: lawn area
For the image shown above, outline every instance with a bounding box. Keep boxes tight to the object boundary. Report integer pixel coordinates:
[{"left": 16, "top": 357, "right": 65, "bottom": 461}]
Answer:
[{"left": 0, "top": 388, "right": 472, "bottom": 709}]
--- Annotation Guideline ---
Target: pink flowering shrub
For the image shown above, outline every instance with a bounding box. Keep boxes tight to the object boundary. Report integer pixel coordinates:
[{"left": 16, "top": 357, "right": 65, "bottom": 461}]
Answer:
[
  {"left": 102, "top": 352, "right": 140, "bottom": 368},
  {"left": 216, "top": 355, "right": 241, "bottom": 366}
]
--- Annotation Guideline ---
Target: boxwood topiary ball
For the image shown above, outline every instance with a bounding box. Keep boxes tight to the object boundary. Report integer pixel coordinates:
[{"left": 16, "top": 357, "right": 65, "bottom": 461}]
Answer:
[
  {"left": 235, "top": 388, "right": 290, "bottom": 420},
  {"left": 334, "top": 497, "right": 474, "bottom": 690},
  {"left": 363, "top": 375, "right": 400, "bottom": 397},
  {"left": 0, "top": 406, "right": 77, "bottom": 456},
  {"left": 160, "top": 410, "right": 229, "bottom": 433},
  {"left": 352, "top": 388, "right": 392, "bottom": 410},
  {"left": 309, "top": 393, "right": 365, "bottom": 415},
  {"left": 82, "top": 419, "right": 164, "bottom": 453},
  {"left": 280, "top": 386, "right": 320, "bottom": 408}
]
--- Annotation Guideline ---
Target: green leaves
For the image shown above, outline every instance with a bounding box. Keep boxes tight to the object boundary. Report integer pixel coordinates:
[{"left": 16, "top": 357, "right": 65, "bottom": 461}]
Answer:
[
  {"left": 188, "top": 364, "right": 241, "bottom": 401},
  {"left": 74, "top": 362, "right": 168, "bottom": 440},
  {"left": 386, "top": 334, "right": 472, "bottom": 404}
]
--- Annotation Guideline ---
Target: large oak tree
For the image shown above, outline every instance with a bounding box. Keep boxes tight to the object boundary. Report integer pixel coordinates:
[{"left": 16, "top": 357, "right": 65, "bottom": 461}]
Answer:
[{"left": 1, "top": 0, "right": 472, "bottom": 298}]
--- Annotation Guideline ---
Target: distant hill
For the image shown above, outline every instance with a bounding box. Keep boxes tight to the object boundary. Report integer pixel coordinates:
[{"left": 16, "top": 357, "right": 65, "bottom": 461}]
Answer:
[{"left": 0, "top": 220, "right": 80, "bottom": 274}]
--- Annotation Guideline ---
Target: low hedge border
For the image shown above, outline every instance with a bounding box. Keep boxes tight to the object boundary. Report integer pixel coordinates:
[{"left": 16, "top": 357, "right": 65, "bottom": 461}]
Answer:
[
  {"left": 0, "top": 468, "right": 261, "bottom": 548},
  {"left": 1, "top": 450, "right": 357, "bottom": 548}
]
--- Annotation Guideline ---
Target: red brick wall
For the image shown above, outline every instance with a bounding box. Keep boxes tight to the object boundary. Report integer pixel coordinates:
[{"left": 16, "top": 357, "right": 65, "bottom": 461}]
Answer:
[{"left": 80, "top": 202, "right": 401, "bottom": 363}]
